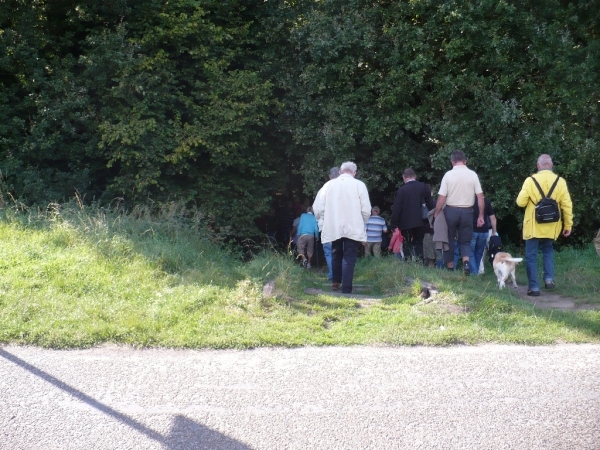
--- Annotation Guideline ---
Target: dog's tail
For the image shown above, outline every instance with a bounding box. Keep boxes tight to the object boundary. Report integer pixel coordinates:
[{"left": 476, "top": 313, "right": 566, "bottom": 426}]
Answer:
[{"left": 505, "top": 258, "right": 523, "bottom": 263}]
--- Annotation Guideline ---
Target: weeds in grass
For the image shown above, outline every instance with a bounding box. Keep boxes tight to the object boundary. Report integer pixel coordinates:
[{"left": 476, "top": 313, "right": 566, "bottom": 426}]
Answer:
[{"left": 0, "top": 201, "right": 598, "bottom": 349}]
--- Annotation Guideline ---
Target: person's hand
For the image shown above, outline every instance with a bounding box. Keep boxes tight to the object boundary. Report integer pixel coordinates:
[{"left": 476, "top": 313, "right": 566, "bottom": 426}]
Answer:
[
  {"left": 562, "top": 229, "right": 571, "bottom": 237},
  {"left": 476, "top": 216, "right": 485, "bottom": 228}
]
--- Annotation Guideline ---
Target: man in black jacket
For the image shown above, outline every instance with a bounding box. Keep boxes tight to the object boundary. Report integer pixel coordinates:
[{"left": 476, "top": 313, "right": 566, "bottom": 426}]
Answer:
[{"left": 391, "top": 168, "right": 435, "bottom": 263}]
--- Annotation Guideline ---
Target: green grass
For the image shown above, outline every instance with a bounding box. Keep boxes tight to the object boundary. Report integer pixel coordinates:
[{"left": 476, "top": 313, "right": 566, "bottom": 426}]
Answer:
[{"left": 0, "top": 202, "right": 598, "bottom": 348}]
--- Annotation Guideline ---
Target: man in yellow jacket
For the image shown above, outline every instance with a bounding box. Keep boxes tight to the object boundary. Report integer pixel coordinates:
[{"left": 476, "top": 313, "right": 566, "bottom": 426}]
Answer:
[{"left": 516, "top": 154, "right": 573, "bottom": 296}]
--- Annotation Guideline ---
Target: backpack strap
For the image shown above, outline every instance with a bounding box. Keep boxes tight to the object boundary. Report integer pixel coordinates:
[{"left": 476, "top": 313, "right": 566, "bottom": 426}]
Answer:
[
  {"left": 546, "top": 175, "right": 561, "bottom": 198},
  {"left": 530, "top": 175, "right": 560, "bottom": 199},
  {"left": 530, "top": 176, "right": 546, "bottom": 198}
]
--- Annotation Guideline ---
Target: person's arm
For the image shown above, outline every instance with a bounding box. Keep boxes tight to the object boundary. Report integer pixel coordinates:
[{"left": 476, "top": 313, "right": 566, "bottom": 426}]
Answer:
[
  {"left": 312, "top": 186, "right": 325, "bottom": 223},
  {"left": 433, "top": 195, "right": 446, "bottom": 219},
  {"left": 559, "top": 179, "right": 573, "bottom": 237},
  {"left": 489, "top": 214, "right": 497, "bottom": 235},
  {"left": 434, "top": 175, "right": 448, "bottom": 219},
  {"left": 516, "top": 179, "right": 531, "bottom": 208},
  {"left": 359, "top": 183, "right": 372, "bottom": 223},
  {"left": 476, "top": 193, "right": 485, "bottom": 228},
  {"left": 388, "top": 230, "right": 396, "bottom": 250}
]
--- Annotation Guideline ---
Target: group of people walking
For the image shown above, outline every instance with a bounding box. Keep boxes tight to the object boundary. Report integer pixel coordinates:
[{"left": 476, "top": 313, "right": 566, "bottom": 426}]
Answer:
[{"left": 294, "top": 151, "right": 573, "bottom": 296}]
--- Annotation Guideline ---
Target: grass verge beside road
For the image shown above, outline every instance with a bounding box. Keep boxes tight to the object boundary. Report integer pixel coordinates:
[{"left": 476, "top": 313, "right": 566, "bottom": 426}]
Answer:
[{"left": 0, "top": 203, "right": 598, "bottom": 348}]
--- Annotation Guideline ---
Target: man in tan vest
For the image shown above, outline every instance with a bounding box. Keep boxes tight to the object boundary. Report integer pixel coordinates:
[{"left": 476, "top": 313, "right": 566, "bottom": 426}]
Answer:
[{"left": 433, "top": 150, "right": 485, "bottom": 275}]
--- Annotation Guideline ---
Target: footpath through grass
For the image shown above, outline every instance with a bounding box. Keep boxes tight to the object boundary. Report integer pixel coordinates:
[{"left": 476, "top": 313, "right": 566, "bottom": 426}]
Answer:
[{"left": 0, "top": 202, "right": 598, "bottom": 349}]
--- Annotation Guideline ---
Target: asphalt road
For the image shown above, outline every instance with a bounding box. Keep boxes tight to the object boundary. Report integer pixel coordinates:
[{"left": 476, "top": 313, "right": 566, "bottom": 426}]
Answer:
[{"left": 1, "top": 344, "right": 599, "bottom": 449}]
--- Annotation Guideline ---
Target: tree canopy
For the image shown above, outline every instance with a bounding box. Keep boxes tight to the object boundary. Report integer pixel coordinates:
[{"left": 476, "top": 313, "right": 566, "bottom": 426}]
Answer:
[{"left": 1, "top": 0, "right": 599, "bottom": 243}]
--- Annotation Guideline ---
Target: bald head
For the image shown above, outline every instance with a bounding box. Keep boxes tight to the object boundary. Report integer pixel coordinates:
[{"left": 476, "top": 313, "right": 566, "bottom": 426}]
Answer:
[{"left": 537, "top": 154, "right": 553, "bottom": 170}]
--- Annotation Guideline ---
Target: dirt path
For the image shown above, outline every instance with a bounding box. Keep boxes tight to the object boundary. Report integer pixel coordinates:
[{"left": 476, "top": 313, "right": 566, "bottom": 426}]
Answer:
[
  {"left": 513, "top": 285, "right": 600, "bottom": 311},
  {"left": 304, "top": 280, "right": 599, "bottom": 312}
]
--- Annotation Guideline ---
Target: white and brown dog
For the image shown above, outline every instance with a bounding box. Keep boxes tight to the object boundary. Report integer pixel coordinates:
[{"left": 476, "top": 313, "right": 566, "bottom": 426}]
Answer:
[{"left": 493, "top": 252, "right": 523, "bottom": 289}]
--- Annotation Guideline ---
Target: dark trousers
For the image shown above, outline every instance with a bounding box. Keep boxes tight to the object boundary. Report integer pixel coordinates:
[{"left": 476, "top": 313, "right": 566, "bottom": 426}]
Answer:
[
  {"left": 401, "top": 226, "right": 425, "bottom": 260},
  {"left": 332, "top": 238, "right": 359, "bottom": 294},
  {"left": 443, "top": 206, "right": 474, "bottom": 265}
]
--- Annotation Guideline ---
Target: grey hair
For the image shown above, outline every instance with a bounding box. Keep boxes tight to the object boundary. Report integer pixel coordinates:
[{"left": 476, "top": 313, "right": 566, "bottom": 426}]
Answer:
[
  {"left": 402, "top": 168, "right": 416, "bottom": 179},
  {"left": 329, "top": 167, "right": 340, "bottom": 179},
  {"left": 537, "top": 154, "right": 553, "bottom": 169},
  {"left": 450, "top": 150, "right": 466, "bottom": 163},
  {"left": 340, "top": 161, "right": 357, "bottom": 174}
]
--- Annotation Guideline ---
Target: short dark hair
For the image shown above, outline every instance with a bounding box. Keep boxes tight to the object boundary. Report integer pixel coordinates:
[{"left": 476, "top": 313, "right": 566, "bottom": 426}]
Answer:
[
  {"left": 450, "top": 150, "right": 466, "bottom": 163},
  {"left": 402, "top": 168, "right": 416, "bottom": 179}
]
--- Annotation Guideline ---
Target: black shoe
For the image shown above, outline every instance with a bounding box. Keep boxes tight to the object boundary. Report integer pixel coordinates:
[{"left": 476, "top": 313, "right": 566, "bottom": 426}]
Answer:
[
  {"left": 463, "top": 266, "right": 470, "bottom": 276},
  {"left": 527, "top": 290, "right": 540, "bottom": 297},
  {"left": 545, "top": 281, "right": 555, "bottom": 290}
]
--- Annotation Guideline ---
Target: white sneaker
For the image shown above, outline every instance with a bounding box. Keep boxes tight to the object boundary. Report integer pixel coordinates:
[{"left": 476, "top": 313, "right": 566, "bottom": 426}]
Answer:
[{"left": 306, "top": 263, "right": 312, "bottom": 269}]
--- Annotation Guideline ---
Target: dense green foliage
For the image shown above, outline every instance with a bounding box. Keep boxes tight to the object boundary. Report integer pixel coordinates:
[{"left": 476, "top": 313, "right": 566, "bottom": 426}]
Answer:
[{"left": 1, "top": 0, "right": 599, "bottom": 242}]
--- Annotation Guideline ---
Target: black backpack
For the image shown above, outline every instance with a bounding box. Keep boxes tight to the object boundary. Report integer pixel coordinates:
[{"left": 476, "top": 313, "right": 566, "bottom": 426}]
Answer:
[{"left": 530, "top": 175, "right": 561, "bottom": 224}]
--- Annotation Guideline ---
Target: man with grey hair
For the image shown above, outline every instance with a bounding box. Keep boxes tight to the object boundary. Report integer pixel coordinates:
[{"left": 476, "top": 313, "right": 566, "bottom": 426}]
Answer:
[
  {"left": 313, "top": 162, "right": 371, "bottom": 293},
  {"left": 433, "top": 150, "right": 485, "bottom": 275},
  {"left": 312, "top": 167, "right": 341, "bottom": 280},
  {"left": 516, "top": 154, "right": 573, "bottom": 296}
]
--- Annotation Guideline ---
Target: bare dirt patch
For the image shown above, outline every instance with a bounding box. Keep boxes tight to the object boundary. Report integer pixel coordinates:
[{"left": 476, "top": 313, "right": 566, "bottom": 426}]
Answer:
[{"left": 513, "top": 286, "right": 600, "bottom": 311}]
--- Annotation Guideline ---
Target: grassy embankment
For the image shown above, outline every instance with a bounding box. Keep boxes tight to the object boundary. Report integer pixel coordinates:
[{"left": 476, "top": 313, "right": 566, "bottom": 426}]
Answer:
[{"left": 0, "top": 202, "right": 598, "bottom": 349}]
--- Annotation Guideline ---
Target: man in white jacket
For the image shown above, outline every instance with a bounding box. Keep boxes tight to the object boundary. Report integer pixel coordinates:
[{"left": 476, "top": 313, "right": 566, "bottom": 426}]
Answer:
[{"left": 313, "top": 161, "right": 372, "bottom": 293}]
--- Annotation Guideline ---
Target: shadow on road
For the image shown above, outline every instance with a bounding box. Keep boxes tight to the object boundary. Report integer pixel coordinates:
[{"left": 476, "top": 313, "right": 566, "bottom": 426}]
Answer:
[{"left": 0, "top": 348, "right": 250, "bottom": 449}]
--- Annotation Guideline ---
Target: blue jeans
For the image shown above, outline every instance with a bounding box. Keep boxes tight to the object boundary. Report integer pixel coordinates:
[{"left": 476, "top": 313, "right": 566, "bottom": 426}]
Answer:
[
  {"left": 436, "top": 250, "right": 444, "bottom": 269},
  {"left": 323, "top": 242, "right": 333, "bottom": 280},
  {"left": 470, "top": 232, "right": 489, "bottom": 275},
  {"left": 525, "top": 238, "right": 554, "bottom": 291}
]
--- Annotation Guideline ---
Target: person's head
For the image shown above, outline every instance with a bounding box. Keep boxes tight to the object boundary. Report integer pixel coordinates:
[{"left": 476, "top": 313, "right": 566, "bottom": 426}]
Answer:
[
  {"left": 402, "top": 168, "right": 416, "bottom": 181},
  {"left": 371, "top": 206, "right": 380, "bottom": 216},
  {"left": 340, "top": 161, "right": 357, "bottom": 177},
  {"left": 450, "top": 150, "right": 467, "bottom": 165},
  {"left": 329, "top": 167, "right": 340, "bottom": 179},
  {"left": 306, "top": 206, "right": 313, "bottom": 214},
  {"left": 537, "top": 154, "right": 554, "bottom": 170}
]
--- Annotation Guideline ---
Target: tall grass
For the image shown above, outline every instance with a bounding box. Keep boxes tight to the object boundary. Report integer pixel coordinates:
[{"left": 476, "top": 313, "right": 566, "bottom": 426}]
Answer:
[{"left": 0, "top": 201, "right": 598, "bottom": 348}]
